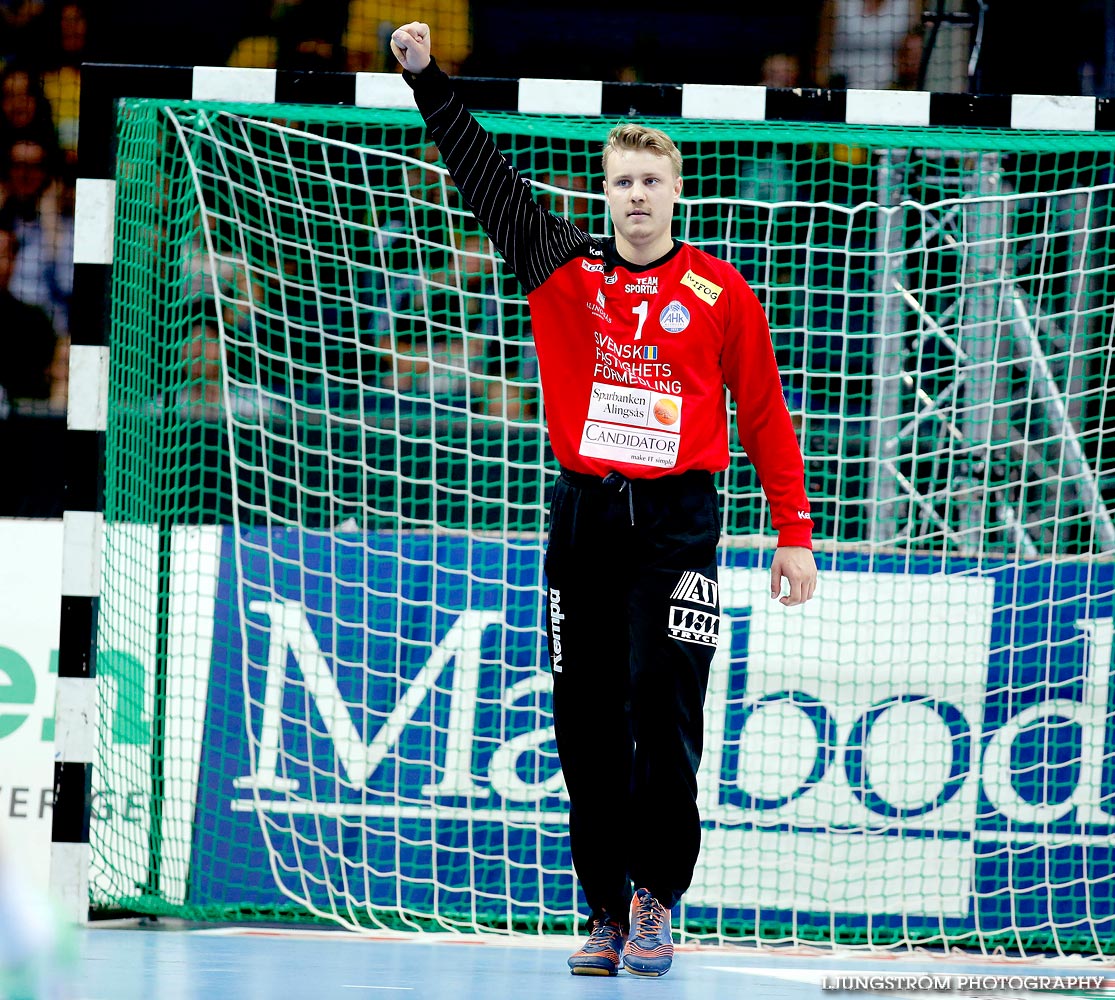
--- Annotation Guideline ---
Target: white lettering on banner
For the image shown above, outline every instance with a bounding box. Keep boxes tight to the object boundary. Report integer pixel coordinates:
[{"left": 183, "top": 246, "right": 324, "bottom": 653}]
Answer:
[
  {"left": 982, "top": 616, "right": 1113, "bottom": 826},
  {"left": 10, "top": 516, "right": 1099, "bottom": 925},
  {"left": 231, "top": 585, "right": 1115, "bottom": 922},
  {"left": 237, "top": 602, "right": 565, "bottom": 802},
  {"left": 488, "top": 672, "right": 566, "bottom": 802},
  {"left": 242, "top": 602, "right": 499, "bottom": 797},
  {"left": 692, "top": 568, "right": 995, "bottom": 916},
  {"left": 549, "top": 588, "right": 564, "bottom": 673}
]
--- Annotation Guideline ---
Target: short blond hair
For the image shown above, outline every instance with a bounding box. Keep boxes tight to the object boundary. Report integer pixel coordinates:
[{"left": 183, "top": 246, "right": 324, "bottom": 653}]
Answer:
[{"left": 601, "top": 124, "right": 682, "bottom": 179}]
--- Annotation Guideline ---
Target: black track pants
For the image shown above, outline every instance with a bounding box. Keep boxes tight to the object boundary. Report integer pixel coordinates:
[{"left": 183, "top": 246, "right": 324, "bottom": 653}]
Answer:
[{"left": 544, "top": 468, "right": 721, "bottom": 919}]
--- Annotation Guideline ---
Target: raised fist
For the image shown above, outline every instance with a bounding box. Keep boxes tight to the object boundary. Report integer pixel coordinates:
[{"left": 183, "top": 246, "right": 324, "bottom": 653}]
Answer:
[{"left": 390, "top": 22, "right": 431, "bottom": 74}]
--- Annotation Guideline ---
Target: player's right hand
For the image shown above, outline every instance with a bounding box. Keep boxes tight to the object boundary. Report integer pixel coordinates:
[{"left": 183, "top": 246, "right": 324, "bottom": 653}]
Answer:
[{"left": 391, "top": 22, "right": 432, "bottom": 74}]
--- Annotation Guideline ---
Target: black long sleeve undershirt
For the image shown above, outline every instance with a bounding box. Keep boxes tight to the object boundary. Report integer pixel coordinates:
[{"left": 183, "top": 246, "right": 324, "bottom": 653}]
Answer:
[{"left": 403, "top": 59, "right": 591, "bottom": 293}]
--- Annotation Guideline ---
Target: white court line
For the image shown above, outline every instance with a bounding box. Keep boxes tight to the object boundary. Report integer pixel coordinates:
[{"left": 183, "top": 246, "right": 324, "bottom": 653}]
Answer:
[
  {"left": 705, "top": 966, "right": 829, "bottom": 984},
  {"left": 342, "top": 987, "right": 414, "bottom": 991},
  {"left": 183, "top": 927, "right": 1115, "bottom": 968}
]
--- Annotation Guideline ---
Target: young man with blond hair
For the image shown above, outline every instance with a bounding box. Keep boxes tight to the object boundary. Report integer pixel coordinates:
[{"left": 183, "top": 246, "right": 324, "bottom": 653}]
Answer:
[{"left": 392, "top": 22, "right": 817, "bottom": 978}]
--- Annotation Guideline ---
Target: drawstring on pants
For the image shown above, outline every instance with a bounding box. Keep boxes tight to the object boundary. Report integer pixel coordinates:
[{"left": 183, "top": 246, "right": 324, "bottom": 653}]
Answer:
[{"left": 602, "top": 472, "right": 634, "bottom": 527}]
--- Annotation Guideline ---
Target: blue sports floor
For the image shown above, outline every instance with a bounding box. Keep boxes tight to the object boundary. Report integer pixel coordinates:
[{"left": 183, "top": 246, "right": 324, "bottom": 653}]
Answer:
[{"left": 70, "top": 924, "right": 1113, "bottom": 1000}]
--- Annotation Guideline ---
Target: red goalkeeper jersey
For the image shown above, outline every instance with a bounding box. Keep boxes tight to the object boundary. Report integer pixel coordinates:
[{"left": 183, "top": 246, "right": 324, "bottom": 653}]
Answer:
[{"left": 405, "top": 62, "right": 813, "bottom": 549}]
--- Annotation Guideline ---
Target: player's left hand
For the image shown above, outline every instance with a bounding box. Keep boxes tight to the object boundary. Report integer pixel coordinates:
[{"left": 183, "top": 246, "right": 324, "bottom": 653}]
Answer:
[{"left": 770, "top": 546, "right": 817, "bottom": 607}]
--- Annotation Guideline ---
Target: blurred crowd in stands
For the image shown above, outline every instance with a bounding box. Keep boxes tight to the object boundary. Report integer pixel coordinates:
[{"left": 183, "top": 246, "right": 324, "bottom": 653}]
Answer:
[{"left": 1, "top": 0, "right": 82, "bottom": 419}]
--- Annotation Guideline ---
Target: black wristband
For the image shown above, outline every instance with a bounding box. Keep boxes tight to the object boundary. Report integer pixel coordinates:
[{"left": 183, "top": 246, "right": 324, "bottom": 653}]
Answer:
[{"left": 402, "top": 56, "right": 445, "bottom": 92}]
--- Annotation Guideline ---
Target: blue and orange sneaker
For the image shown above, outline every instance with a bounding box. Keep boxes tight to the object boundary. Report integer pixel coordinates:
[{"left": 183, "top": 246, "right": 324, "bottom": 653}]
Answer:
[
  {"left": 622, "top": 888, "right": 674, "bottom": 977},
  {"left": 567, "top": 914, "right": 627, "bottom": 976}
]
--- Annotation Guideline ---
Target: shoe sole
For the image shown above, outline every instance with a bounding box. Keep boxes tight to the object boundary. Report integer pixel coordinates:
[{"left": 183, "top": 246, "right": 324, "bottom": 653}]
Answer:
[
  {"left": 624, "top": 965, "right": 670, "bottom": 977},
  {"left": 569, "top": 965, "right": 618, "bottom": 976}
]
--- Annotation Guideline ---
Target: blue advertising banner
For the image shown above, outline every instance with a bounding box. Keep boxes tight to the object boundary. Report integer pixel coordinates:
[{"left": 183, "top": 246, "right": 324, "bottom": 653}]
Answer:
[{"left": 189, "top": 528, "right": 1115, "bottom": 945}]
